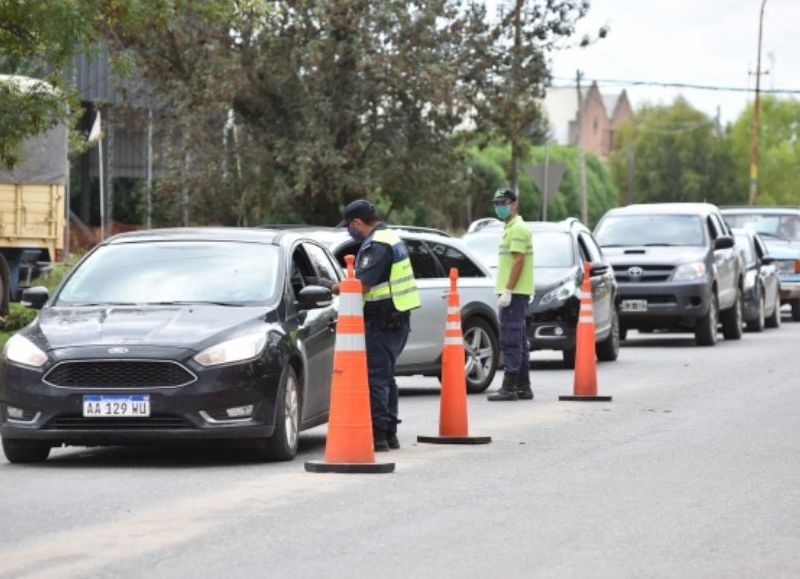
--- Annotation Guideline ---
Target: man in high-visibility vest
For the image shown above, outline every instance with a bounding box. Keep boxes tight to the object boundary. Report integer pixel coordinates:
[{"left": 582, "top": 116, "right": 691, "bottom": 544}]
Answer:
[
  {"left": 488, "top": 188, "right": 534, "bottom": 401},
  {"left": 333, "top": 199, "right": 421, "bottom": 451}
]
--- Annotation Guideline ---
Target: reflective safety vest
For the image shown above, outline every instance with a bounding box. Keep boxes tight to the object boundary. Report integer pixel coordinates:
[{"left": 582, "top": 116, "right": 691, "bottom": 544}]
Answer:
[{"left": 363, "top": 229, "right": 421, "bottom": 312}]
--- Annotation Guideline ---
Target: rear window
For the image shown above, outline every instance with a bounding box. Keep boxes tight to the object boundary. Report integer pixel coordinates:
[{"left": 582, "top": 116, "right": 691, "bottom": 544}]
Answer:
[
  {"left": 724, "top": 213, "right": 800, "bottom": 242},
  {"left": 595, "top": 214, "right": 706, "bottom": 247}
]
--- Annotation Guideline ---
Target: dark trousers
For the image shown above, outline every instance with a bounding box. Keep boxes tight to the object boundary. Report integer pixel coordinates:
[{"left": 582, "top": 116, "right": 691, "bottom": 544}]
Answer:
[
  {"left": 364, "top": 316, "right": 410, "bottom": 432},
  {"left": 500, "top": 294, "right": 530, "bottom": 374}
]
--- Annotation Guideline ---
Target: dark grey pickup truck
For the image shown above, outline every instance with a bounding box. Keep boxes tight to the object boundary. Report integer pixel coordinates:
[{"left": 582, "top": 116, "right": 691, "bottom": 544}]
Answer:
[{"left": 593, "top": 203, "right": 744, "bottom": 346}]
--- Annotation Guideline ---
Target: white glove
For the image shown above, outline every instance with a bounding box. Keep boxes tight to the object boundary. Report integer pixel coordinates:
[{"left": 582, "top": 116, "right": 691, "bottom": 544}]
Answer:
[{"left": 497, "top": 289, "right": 512, "bottom": 309}]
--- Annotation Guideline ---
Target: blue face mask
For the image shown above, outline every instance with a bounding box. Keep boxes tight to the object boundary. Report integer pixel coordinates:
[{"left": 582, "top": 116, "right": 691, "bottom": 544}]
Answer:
[
  {"left": 494, "top": 204, "right": 511, "bottom": 220},
  {"left": 347, "top": 223, "right": 365, "bottom": 242}
]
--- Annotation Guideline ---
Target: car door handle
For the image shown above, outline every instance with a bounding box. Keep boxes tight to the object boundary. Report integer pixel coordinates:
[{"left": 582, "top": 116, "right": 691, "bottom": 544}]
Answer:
[
  {"left": 328, "top": 318, "right": 338, "bottom": 332},
  {"left": 440, "top": 290, "right": 450, "bottom": 299}
]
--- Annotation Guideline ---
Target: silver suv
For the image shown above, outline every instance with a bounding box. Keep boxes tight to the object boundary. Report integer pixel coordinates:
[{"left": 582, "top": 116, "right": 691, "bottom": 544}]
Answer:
[{"left": 292, "top": 227, "right": 501, "bottom": 393}]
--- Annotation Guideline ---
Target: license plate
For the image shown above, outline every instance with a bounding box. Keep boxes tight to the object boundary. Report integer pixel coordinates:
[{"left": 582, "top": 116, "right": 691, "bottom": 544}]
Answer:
[
  {"left": 83, "top": 395, "right": 150, "bottom": 417},
  {"left": 621, "top": 299, "right": 648, "bottom": 312}
]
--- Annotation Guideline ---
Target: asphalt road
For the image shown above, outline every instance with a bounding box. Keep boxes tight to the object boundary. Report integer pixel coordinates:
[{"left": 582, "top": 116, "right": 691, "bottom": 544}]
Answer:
[{"left": 1, "top": 313, "right": 799, "bottom": 578}]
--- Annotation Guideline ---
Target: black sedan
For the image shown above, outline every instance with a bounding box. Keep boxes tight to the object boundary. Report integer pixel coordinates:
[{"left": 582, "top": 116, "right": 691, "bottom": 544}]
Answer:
[
  {"left": 732, "top": 228, "right": 781, "bottom": 332},
  {"left": 0, "top": 228, "right": 340, "bottom": 463}
]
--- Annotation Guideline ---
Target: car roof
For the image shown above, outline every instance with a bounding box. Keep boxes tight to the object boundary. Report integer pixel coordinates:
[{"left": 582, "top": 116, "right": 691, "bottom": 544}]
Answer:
[
  {"left": 104, "top": 227, "right": 300, "bottom": 245},
  {"left": 721, "top": 206, "right": 800, "bottom": 215},
  {"left": 602, "top": 203, "right": 721, "bottom": 217},
  {"left": 263, "top": 225, "right": 454, "bottom": 245}
]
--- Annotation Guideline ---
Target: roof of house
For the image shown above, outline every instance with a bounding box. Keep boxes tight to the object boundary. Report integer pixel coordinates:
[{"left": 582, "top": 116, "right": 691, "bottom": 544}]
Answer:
[{"left": 543, "top": 83, "right": 630, "bottom": 145}]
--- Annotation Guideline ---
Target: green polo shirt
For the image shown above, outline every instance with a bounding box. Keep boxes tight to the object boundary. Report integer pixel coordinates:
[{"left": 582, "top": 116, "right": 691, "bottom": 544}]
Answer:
[{"left": 496, "top": 215, "right": 534, "bottom": 295}]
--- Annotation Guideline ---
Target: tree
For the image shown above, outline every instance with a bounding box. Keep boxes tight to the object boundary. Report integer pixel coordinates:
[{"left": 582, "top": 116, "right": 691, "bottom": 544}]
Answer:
[
  {"left": 608, "top": 98, "right": 739, "bottom": 207},
  {"left": 465, "top": 141, "right": 617, "bottom": 229},
  {"left": 0, "top": 0, "right": 100, "bottom": 168},
  {"left": 461, "top": 0, "right": 602, "bottom": 190},
  {"left": 728, "top": 96, "right": 800, "bottom": 206}
]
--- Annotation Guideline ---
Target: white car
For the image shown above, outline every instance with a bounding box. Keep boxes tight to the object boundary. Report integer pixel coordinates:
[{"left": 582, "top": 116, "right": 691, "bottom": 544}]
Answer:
[{"left": 291, "top": 226, "right": 501, "bottom": 393}]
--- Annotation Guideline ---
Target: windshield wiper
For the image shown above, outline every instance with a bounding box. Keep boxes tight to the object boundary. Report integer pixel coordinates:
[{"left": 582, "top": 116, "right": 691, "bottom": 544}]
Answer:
[
  {"left": 146, "top": 300, "right": 245, "bottom": 307},
  {"left": 643, "top": 243, "right": 677, "bottom": 247},
  {"left": 68, "top": 302, "right": 139, "bottom": 307}
]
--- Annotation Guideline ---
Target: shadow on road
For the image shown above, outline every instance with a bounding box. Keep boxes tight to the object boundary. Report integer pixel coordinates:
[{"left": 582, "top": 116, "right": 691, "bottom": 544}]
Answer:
[{"left": 621, "top": 336, "right": 704, "bottom": 348}]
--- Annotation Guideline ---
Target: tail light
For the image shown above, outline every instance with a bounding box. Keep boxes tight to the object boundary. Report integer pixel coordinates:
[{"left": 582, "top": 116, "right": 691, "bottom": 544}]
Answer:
[{"left": 795, "top": 260, "right": 800, "bottom": 274}]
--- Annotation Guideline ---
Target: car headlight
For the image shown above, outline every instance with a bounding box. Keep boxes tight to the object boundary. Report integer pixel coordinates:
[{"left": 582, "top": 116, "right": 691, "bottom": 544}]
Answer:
[
  {"left": 673, "top": 262, "right": 707, "bottom": 282},
  {"left": 776, "top": 259, "right": 800, "bottom": 275},
  {"left": 194, "top": 333, "right": 267, "bottom": 367},
  {"left": 539, "top": 280, "right": 577, "bottom": 307},
  {"left": 3, "top": 335, "right": 48, "bottom": 368}
]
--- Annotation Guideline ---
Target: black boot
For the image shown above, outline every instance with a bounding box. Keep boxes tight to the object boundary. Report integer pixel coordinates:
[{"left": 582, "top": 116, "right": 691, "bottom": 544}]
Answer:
[
  {"left": 488, "top": 372, "right": 519, "bottom": 401},
  {"left": 516, "top": 366, "right": 534, "bottom": 400},
  {"left": 373, "top": 428, "right": 389, "bottom": 452},
  {"left": 386, "top": 431, "right": 400, "bottom": 449}
]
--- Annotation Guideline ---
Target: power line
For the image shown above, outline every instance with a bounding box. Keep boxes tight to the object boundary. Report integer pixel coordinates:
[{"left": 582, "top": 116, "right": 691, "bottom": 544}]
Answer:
[{"left": 550, "top": 76, "right": 800, "bottom": 95}]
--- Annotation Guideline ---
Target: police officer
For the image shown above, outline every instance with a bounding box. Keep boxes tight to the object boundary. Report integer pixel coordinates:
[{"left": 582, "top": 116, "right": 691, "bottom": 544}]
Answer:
[
  {"left": 488, "top": 188, "right": 534, "bottom": 401},
  {"left": 333, "top": 200, "right": 421, "bottom": 451}
]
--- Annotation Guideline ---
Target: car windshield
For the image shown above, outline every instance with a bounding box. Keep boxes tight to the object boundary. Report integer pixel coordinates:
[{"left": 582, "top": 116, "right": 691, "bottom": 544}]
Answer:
[
  {"left": 595, "top": 214, "right": 706, "bottom": 247},
  {"left": 56, "top": 242, "right": 281, "bottom": 306},
  {"left": 463, "top": 230, "right": 574, "bottom": 268},
  {"left": 724, "top": 213, "right": 800, "bottom": 242}
]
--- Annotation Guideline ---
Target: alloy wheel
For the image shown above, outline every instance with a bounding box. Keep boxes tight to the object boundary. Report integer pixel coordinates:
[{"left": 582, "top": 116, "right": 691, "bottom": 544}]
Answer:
[
  {"left": 464, "top": 325, "right": 494, "bottom": 387},
  {"left": 284, "top": 373, "right": 299, "bottom": 448}
]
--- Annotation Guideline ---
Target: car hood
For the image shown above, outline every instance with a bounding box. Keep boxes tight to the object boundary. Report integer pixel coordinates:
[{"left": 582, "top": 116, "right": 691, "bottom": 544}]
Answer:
[
  {"left": 534, "top": 267, "right": 578, "bottom": 292},
  {"left": 32, "top": 306, "right": 272, "bottom": 351},
  {"left": 601, "top": 246, "right": 708, "bottom": 265},
  {"left": 762, "top": 239, "right": 800, "bottom": 258}
]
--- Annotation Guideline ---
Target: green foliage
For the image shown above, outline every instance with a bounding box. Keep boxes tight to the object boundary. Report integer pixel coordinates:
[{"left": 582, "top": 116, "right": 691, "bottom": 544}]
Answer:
[
  {"left": 466, "top": 141, "right": 618, "bottom": 228},
  {"left": 728, "top": 96, "right": 800, "bottom": 206},
  {"left": 0, "top": 0, "right": 101, "bottom": 169},
  {"left": 3, "top": 302, "right": 37, "bottom": 332},
  {"left": 608, "top": 98, "right": 739, "bottom": 207}
]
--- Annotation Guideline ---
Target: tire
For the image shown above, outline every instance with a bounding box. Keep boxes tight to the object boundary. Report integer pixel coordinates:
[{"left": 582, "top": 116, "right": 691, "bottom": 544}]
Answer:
[
  {"left": 2, "top": 438, "right": 50, "bottom": 463},
  {"left": 562, "top": 347, "right": 576, "bottom": 369},
  {"left": 463, "top": 317, "right": 499, "bottom": 393},
  {"left": 255, "top": 365, "right": 300, "bottom": 461},
  {"left": 596, "top": 307, "right": 620, "bottom": 362},
  {"left": 721, "top": 289, "right": 744, "bottom": 340},
  {"left": 765, "top": 287, "right": 781, "bottom": 329},
  {"left": 695, "top": 293, "right": 718, "bottom": 346},
  {"left": 619, "top": 326, "right": 628, "bottom": 342},
  {"left": 745, "top": 290, "right": 765, "bottom": 333},
  {"left": 792, "top": 298, "right": 800, "bottom": 322}
]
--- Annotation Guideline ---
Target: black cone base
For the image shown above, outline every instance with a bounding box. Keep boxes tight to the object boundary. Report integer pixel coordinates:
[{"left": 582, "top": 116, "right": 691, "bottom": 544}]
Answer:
[
  {"left": 304, "top": 460, "right": 395, "bottom": 474},
  {"left": 559, "top": 395, "right": 613, "bottom": 402},
  {"left": 417, "top": 434, "right": 492, "bottom": 445}
]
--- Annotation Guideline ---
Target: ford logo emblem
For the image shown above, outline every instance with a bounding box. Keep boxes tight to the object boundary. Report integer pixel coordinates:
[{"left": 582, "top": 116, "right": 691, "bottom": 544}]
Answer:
[
  {"left": 627, "top": 266, "right": 644, "bottom": 280},
  {"left": 108, "top": 347, "right": 129, "bottom": 354}
]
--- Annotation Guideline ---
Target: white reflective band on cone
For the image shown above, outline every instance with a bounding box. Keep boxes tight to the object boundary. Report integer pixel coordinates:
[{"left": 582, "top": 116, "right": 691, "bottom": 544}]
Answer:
[
  {"left": 447, "top": 306, "right": 459, "bottom": 314},
  {"left": 579, "top": 316, "right": 594, "bottom": 324},
  {"left": 339, "top": 293, "right": 362, "bottom": 314},
  {"left": 580, "top": 306, "right": 594, "bottom": 315},
  {"left": 444, "top": 337, "right": 463, "bottom": 345},
  {"left": 446, "top": 322, "right": 461, "bottom": 330},
  {"left": 335, "top": 333, "right": 366, "bottom": 351}
]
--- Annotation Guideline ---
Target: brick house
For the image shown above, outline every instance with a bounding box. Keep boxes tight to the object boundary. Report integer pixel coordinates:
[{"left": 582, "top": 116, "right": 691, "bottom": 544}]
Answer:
[{"left": 544, "top": 81, "right": 633, "bottom": 157}]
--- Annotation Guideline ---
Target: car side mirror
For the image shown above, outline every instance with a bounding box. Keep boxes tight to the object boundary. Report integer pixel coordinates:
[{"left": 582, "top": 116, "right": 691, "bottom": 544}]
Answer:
[
  {"left": 714, "top": 236, "right": 735, "bottom": 250},
  {"left": 590, "top": 262, "right": 609, "bottom": 276},
  {"left": 297, "top": 285, "right": 333, "bottom": 310},
  {"left": 21, "top": 286, "right": 49, "bottom": 310},
  {"left": 760, "top": 256, "right": 775, "bottom": 265}
]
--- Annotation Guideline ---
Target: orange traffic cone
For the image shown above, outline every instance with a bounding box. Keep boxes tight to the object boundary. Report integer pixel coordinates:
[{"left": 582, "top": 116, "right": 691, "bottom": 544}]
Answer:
[
  {"left": 559, "top": 262, "right": 613, "bottom": 402},
  {"left": 418, "top": 268, "right": 491, "bottom": 444},
  {"left": 305, "top": 255, "right": 395, "bottom": 473}
]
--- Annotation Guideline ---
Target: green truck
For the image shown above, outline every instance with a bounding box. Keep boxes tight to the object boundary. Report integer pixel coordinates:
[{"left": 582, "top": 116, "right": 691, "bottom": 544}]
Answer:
[{"left": 0, "top": 75, "right": 67, "bottom": 316}]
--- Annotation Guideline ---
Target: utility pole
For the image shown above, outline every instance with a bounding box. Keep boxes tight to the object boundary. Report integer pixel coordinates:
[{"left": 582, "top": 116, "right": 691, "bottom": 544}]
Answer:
[
  {"left": 576, "top": 70, "right": 588, "bottom": 224},
  {"left": 542, "top": 141, "right": 550, "bottom": 221},
  {"left": 146, "top": 108, "right": 153, "bottom": 229},
  {"left": 749, "top": 0, "right": 768, "bottom": 206},
  {"left": 626, "top": 143, "right": 634, "bottom": 206}
]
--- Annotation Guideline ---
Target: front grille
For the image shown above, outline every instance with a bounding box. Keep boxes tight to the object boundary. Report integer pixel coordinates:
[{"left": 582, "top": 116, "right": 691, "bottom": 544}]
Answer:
[
  {"left": 614, "top": 264, "right": 675, "bottom": 282},
  {"left": 44, "top": 414, "right": 193, "bottom": 430},
  {"left": 43, "top": 360, "right": 196, "bottom": 389},
  {"left": 623, "top": 294, "right": 677, "bottom": 304}
]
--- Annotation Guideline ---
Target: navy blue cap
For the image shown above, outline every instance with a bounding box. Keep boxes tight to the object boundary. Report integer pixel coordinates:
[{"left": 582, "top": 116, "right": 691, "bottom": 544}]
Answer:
[
  {"left": 337, "top": 199, "right": 377, "bottom": 227},
  {"left": 492, "top": 188, "right": 517, "bottom": 204}
]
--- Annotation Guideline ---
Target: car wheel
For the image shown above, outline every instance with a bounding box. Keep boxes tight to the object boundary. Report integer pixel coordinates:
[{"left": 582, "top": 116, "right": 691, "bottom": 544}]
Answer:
[
  {"left": 562, "top": 347, "right": 576, "bottom": 369},
  {"left": 596, "top": 307, "right": 620, "bottom": 362},
  {"left": 721, "top": 289, "right": 744, "bottom": 340},
  {"left": 745, "top": 291, "right": 765, "bottom": 333},
  {"left": 792, "top": 298, "right": 800, "bottom": 322},
  {"left": 765, "top": 288, "right": 781, "bottom": 329},
  {"left": 695, "top": 293, "right": 718, "bottom": 346},
  {"left": 619, "top": 325, "right": 628, "bottom": 341},
  {"left": 462, "top": 317, "right": 499, "bottom": 393},
  {"left": 256, "top": 365, "right": 300, "bottom": 461},
  {"left": 2, "top": 438, "right": 50, "bottom": 464}
]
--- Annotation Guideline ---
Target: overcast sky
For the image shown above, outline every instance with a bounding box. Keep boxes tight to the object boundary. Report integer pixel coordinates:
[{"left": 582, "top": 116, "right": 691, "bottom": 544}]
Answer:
[{"left": 543, "top": 0, "right": 800, "bottom": 125}]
